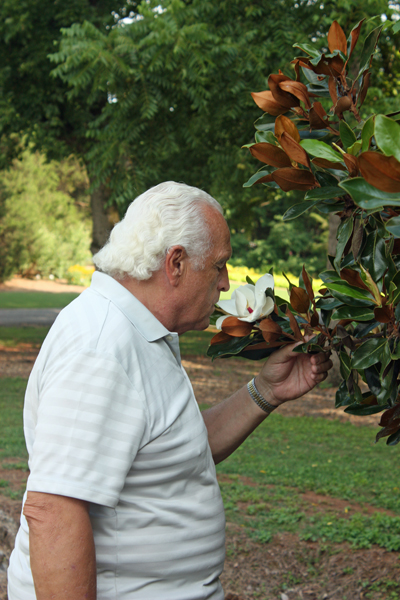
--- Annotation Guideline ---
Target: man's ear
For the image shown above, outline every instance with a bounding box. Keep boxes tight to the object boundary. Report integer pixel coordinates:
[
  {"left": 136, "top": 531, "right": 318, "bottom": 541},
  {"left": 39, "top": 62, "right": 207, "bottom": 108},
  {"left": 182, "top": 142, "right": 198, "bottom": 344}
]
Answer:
[{"left": 164, "top": 246, "right": 188, "bottom": 286}]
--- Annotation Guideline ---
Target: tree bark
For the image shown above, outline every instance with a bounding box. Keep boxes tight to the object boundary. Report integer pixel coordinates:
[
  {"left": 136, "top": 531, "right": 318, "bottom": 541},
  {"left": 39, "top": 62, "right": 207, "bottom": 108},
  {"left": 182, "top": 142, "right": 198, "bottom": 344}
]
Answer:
[{"left": 90, "top": 184, "right": 112, "bottom": 255}]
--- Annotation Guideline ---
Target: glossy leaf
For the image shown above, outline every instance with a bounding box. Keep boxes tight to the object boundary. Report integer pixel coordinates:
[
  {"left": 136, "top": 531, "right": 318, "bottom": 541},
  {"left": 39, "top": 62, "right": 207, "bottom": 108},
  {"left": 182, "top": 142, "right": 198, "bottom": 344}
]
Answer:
[
  {"left": 339, "top": 350, "right": 351, "bottom": 379},
  {"left": 271, "top": 168, "right": 316, "bottom": 192},
  {"left": 328, "top": 20, "right": 347, "bottom": 55},
  {"left": 290, "top": 286, "right": 310, "bottom": 312},
  {"left": 332, "top": 306, "right": 375, "bottom": 321},
  {"left": 282, "top": 199, "right": 321, "bottom": 221},
  {"left": 361, "top": 115, "right": 374, "bottom": 153},
  {"left": 255, "top": 130, "right": 277, "bottom": 144},
  {"left": 358, "top": 152, "right": 400, "bottom": 193},
  {"left": 360, "top": 231, "right": 387, "bottom": 282},
  {"left": 334, "top": 218, "right": 353, "bottom": 272},
  {"left": 304, "top": 186, "right": 346, "bottom": 201},
  {"left": 348, "top": 18, "right": 365, "bottom": 60},
  {"left": 339, "top": 178, "right": 400, "bottom": 209},
  {"left": 243, "top": 169, "right": 274, "bottom": 188},
  {"left": 339, "top": 120, "right": 357, "bottom": 150},
  {"left": 293, "top": 42, "right": 321, "bottom": 59},
  {"left": 300, "top": 139, "right": 343, "bottom": 162},
  {"left": 268, "top": 73, "right": 299, "bottom": 109},
  {"left": 358, "top": 25, "right": 383, "bottom": 79},
  {"left": 324, "top": 281, "right": 374, "bottom": 301},
  {"left": 251, "top": 91, "right": 287, "bottom": 116},
  {"left": 274, "top": 115, "right": 300, "bottom": 143},
  {"left": 386, "top": 216, "right": 400, "bottom": 238},
  {"left": 280, "top": 132, "right": 311, "bottom": 168},
  {"left": 352, "top": 338, "right": 388, "bottom": 369},
  {"left": 345, "top": 402, "right": 386, "bottom": 416},
  {"left": 249, "top": 143, "right": 292, "bottom": 168},
  {"left": 375, "top": 115, "right": 400, "bottom": 162},
  {"left": 335, "top": 380, "right": 352, "bottom": 407},
  {"left": 220, "top": 316, "right": 254, "bottom": 337}
]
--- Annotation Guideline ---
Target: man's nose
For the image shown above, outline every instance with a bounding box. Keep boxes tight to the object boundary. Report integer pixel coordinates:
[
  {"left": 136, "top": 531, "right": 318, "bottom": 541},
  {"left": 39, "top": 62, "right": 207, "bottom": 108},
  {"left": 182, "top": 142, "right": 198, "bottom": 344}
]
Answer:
[{"left": 219, "top": 266, "right": 230, "bottom": 292}]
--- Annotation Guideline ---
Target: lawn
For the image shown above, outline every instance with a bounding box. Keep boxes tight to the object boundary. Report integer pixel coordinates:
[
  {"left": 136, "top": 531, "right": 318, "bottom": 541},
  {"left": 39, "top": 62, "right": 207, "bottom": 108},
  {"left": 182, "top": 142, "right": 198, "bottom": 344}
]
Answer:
[
  {"left": 0, "top": 282, "right": 289, "bottom": 308},
  {"left": 1, "top": 327, "right": 400, "bottom": 557},
  {"left": 0, "top": 291, "right": 80, "bottom": 309}
]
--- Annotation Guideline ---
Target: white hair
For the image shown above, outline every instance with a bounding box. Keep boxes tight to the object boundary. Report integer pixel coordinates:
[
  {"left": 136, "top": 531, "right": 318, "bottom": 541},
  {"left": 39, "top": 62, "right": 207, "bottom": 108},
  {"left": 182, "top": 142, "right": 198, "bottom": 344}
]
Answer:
[{"left": 93, "top": 181, "right": 224, "bottom": 280}]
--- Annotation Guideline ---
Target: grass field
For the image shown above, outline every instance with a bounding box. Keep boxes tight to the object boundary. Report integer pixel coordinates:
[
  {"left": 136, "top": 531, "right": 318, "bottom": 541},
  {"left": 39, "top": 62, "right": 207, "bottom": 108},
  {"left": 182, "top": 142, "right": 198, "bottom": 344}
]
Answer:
[
  {"left": 0, "top": 282, "right": 289, "bottom": 308},
  {"left": 1, "top": 326, "right": 400, "bottom": 556},
  {"left": 0, "top": 291, "right": 80, "bottom": 309}
]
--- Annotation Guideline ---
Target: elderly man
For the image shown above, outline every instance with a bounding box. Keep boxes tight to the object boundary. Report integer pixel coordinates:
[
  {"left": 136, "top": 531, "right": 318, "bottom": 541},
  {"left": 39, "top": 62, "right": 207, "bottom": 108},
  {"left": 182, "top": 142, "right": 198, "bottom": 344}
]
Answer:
[{"left": 8, "top": 181, "right": 331, "bottom": 600}]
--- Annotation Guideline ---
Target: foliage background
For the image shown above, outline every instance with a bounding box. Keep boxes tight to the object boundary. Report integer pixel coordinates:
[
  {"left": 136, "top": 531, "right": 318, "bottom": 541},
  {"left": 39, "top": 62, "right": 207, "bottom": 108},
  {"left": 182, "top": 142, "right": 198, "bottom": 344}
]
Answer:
[{"left": 0, "top": 151, "right": 91, "bottom": 280}]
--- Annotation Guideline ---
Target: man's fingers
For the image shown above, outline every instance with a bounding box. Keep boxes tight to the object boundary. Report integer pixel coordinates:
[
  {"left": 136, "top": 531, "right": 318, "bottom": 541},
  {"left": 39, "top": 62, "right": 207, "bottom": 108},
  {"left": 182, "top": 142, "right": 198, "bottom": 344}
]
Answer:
[{"left": 311, "top": 356, "right": 333, "bottom": 375}]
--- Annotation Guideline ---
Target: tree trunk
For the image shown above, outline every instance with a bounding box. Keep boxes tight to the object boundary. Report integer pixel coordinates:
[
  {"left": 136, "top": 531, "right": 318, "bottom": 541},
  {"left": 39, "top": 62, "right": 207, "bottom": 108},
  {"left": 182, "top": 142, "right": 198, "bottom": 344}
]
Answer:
[
  {"left": 326, "top": 212, "right": 342, "bottom": 386},
  {"left": 90, "top": 184, "right": 112, "bottom": 255}
]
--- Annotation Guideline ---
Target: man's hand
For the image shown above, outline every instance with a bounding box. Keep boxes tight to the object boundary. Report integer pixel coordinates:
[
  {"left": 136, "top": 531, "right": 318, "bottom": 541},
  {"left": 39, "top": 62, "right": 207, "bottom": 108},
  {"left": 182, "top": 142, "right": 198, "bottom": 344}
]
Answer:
[{"left": 256, "top": 342, "right": 333, "bottom": 407}]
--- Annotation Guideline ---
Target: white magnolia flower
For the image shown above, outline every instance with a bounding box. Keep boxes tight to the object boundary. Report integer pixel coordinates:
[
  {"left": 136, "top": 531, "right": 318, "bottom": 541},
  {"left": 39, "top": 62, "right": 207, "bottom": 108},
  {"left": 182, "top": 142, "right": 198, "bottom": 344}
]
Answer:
[{"left": 216, "top": 273, "right": 275, "bottom": 329}]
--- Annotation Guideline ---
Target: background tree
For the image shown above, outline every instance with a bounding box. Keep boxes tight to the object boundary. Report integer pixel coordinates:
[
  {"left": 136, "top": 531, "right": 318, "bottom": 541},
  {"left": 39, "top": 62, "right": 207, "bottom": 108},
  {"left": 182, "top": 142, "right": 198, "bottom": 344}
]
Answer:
[
  {"left": 0, "top": 0, "right": 133, "bottom": 253},
  {"left": 1, "top": 0, "right": 398, "bottom": 269}
]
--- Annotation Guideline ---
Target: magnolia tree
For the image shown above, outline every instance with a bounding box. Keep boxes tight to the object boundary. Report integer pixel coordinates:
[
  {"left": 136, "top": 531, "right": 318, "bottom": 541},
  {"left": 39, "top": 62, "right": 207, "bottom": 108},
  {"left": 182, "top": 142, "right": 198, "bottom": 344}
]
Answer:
[{"left": 208, "top": 17, "right": 400, "bottom": 446}]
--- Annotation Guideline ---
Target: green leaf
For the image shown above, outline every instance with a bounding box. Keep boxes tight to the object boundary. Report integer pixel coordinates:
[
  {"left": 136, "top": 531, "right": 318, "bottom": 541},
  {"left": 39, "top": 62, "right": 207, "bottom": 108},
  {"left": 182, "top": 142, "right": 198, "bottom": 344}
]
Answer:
[
  {"left": 334, "top": 218, "right": 353, "bottom": 272},
  {"left": 282, "top": 199, "right": 321, "bottom": 221},
  {"left": 335, "top": 380, "right": 352, "bottom": 407},
  {"left": 387, "top": 429, "right": 400, "bottom": 446},
  {"left": 254, "top": 113, "right": 279, "bottom": 131},
  {"left": 352, "top": 338, "right": 388, "bottom": 369},
  {"left": 300, "top": 139, "right": 343, "bottom": 162},
  {"left": 246, "top": 275, "right": 255, "bottom": 285},
  {"left": 293, "top": 42, "right": 321, "bottom": 59},
  {"left": 345, "top": 402, "right": 386, "bottom": 416},
  {"left": 339, "top": 351, "right": 351, "bottom": 380},
  {"left": 304, "top": 187, "right": 346, "bottom": 201},
  {"left": 375, "top": 115, "right": 400, "bottom": 162},
  {"left": 386, "top": 216, "right": 400, "bottom": 238},
  {"left": 207, "top": 334, "right": 258, "bottom": 360},
  {"left": 315, "top": 171, "right": 340, "bottom": 187},
  {"left": 394, "top": 21, "right": 400, "bottom": 34},
  {"left": 315, "top": 297, "right": 343, "bottom": 311},
  {"left": 243, "top": 169, "right": 274, "bottom": 188},
  {"left": 361, "top": 116, "right": 375, "bottom": 153},
  {"left": 360, "top": 230, "right": 387, "bottom": 282},
  {"left": 346, "top": 140, "right": 362, "bottom": 156},
  {"left": 339, "top": 178, "right": 400, "bottom": 209},
  {"left": 358, "top": 25, "right": 383, "bottom": 78},
  {"left": 255, "top": 130, "right": 277, "bottom": 144},
  {"left": 332, "top": 306, "right": 375, "bottom": 321},
  {"left": 339, "top": 121, "right": 357, "bottom": 150}
]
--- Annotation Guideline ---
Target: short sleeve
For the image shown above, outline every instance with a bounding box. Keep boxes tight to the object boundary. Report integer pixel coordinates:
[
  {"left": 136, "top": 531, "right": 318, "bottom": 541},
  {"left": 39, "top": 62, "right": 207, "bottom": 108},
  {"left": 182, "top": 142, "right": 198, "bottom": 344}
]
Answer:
[{"left": 26, "top": 350, "right": 148, "bottom": 508}]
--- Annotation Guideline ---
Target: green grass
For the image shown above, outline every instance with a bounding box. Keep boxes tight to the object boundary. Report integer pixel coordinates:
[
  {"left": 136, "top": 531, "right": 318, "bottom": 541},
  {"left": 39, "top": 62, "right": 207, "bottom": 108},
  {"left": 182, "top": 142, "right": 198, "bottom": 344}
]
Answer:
[
  {"left": 0, "top": 378, "right": 28, "bottom": 460},
  {"left": 0, "top": 291, "right": 79, "bottom": 309},
  {"left": 0, "top": 326, "right": 50, "bottom": 347},
  {"left": 179, "top": 330, "right": 215, "bottom": 355},
  {"left": 2, "top": 328, "right": 399, "bottom": 553},
  {"left": 217, "top": 413, "right": 400, "bottom": 550}
]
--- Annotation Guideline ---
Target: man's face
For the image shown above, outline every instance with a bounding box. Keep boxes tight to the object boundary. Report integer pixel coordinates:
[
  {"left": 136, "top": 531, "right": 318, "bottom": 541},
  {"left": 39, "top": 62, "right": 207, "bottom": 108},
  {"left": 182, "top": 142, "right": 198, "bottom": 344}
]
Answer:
[{"left": 176, "top": 209, "right": 231, "bottom": 334}]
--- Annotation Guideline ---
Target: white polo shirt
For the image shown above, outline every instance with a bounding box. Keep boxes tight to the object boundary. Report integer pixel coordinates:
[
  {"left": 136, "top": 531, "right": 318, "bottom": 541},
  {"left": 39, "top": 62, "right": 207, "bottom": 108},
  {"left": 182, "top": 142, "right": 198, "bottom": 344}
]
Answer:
[{"left": 8, "top": 272, "right": 226, "bottom": 600}]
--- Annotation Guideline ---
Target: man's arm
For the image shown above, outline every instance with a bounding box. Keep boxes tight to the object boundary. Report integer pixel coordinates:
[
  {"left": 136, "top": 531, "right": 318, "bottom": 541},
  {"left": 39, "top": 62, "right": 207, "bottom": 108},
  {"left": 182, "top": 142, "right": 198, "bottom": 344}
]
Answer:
[
  {"left": 202, "top": 343, "right": 332, "bottom": 464},
  {"left": 23, "top": 491, "right": 96, "bottom": 600}
]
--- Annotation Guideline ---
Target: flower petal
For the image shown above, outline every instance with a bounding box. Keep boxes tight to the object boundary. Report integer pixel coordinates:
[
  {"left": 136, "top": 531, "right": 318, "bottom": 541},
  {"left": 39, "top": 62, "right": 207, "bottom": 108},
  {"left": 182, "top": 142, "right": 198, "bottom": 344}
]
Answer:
[
  {"left": 216, "top": 315, "right": 228, "bottom": 330},
  {"left": 216, "top": 298, "right": 239, "bottom": 315}
]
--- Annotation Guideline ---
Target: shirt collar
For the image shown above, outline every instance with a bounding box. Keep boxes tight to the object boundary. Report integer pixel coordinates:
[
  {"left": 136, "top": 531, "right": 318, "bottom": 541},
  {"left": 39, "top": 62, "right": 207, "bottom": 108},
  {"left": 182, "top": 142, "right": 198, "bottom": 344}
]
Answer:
[{"left": 89, "top": 271, "right": 172, "bottom": 343}]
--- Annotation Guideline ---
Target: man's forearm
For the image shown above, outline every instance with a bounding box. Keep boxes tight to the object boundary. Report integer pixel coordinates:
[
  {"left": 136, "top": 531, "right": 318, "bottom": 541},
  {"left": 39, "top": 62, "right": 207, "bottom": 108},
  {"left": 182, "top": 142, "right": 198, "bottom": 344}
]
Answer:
[
  {"left": 23, "top": 491, "right": 96, "bottom": 600},
  {"left": 202, "top": 383, "right": 272, "bottom": 464}
]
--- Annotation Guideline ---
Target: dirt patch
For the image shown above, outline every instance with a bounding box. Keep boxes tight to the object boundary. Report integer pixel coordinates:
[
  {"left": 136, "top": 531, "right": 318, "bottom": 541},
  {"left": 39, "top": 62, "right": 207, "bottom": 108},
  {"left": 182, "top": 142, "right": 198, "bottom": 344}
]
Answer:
[
  {"left": 0, "top": 278, "right": 394, "bottom": 599},
  {"left": 221, "top": 525, "right": 400, "bottom": 600},
  {"left": 0, "top": 275, "right": 86, "bottom": 294}
]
